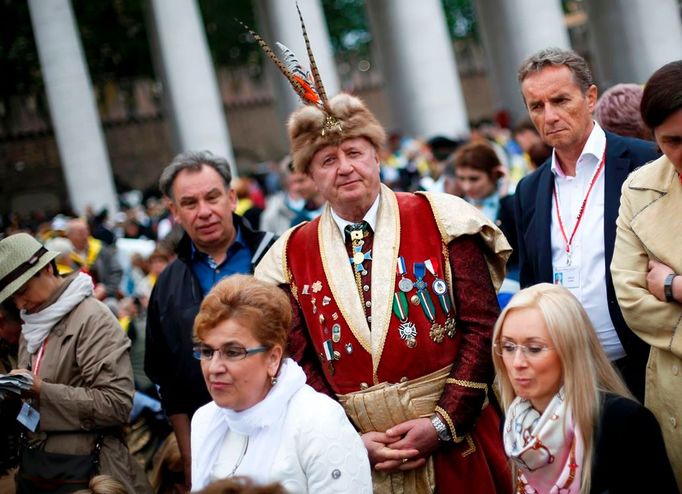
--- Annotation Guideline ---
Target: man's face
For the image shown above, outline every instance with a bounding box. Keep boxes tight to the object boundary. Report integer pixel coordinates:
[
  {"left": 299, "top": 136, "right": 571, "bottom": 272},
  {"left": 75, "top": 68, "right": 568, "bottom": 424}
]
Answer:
[
  {"left": 168, "top": 166, "right": 237, "bottom": 253},
  {"left": 308, "top": 137, "right": 381, "bottom": 217},
  {"left": 288, "top": 171, "right": 318, "bottom": 202},
  {"left": 67, "top": 224, "right": 89, "bottom": 251},
  {"left": 521, "top": 65, "right": 597, "bottom": 154}
]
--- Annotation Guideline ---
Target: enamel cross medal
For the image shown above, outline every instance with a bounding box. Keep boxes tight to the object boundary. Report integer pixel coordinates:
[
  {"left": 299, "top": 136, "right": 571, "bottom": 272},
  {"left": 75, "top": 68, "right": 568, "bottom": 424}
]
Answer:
[
  {"left": 348, "top": 229, "right": 372, "bottom": 274},
  {"left": 393, "top": 292, "right": 417, "bottom": 348}
]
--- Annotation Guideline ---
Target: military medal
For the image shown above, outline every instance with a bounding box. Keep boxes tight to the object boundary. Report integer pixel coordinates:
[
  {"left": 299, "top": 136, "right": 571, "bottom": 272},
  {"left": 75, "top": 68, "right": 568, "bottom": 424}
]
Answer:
[
  {"left": 415, "top": 260, "right": 445, "bottom": 343},
  {"left": 312, "top": 280, "right": 323, "bottom": 293},
  {"left": 426, "top": 257, "right": 456, "bottom": 339},
  {"left": 322, "top": 295, "right": 331, "bottom": 306},
  {"left": 345, "top": 343, "right": 353, "bottom": 354},
  {"left": 393, "top": 292, "right": 417, "bottom": 348},
  {"left": 349, "top": 246, "right": 372, "bottom": 273},
  {"left": 332, "top": 324, "right": 341, "bottom": 343},
  {"left": 413, "top": 262, "right": 428, "bottom": 291},
  {"left": 396, "top": 256, "right": 414, "bottom": 292}
]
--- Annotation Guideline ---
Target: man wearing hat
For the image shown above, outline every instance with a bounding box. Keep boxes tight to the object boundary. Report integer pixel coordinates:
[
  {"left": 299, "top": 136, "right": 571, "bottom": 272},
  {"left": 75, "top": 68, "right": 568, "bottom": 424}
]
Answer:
[{"left": 256, "top": 92, "right": 512, "bottom": 492}]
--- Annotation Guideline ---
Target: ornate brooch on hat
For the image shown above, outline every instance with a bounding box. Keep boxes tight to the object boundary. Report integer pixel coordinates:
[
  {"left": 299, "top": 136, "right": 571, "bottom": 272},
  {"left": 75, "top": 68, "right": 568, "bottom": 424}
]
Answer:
[{"left": 239, "top": 3, "right": 343, "bottom": 137}]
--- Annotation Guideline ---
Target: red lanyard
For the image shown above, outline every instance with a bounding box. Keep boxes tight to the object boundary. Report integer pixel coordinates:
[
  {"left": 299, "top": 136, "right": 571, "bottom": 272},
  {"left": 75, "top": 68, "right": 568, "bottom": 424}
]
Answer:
[
  {"left": 33, "top": 337, "right": 48, "bottom": 376},
  {"left": 552, "top": 150, "right": 606, "bottom": 265}
]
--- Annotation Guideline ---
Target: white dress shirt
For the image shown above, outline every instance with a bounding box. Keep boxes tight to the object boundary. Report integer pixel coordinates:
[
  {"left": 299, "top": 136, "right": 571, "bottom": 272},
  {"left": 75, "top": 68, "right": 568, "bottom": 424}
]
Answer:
[
  {"left": 550, "top": 122, "right": 626, "bottom": 360},
  {"left": 331, "top": 193, "right": 380, "bottom": 237}
]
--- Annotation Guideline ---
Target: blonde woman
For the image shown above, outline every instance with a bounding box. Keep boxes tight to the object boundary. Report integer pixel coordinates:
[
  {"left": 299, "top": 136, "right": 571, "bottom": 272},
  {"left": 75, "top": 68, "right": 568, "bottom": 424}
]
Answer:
[{"left": 492, "top": 283, "right": 676, "bottom": 493}]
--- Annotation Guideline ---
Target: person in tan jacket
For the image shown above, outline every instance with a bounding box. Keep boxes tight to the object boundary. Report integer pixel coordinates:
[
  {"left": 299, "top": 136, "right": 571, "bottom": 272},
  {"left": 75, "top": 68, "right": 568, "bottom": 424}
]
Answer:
[
  {"left": 611, "top": 60, "right": 682, "bottom": 489},
  {"left": 0, "top": 233, "right": 151, "bottom": 493}
]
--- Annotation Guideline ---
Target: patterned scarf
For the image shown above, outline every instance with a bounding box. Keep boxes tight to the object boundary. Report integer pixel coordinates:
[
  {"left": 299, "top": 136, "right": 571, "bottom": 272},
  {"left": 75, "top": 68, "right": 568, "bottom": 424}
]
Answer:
[{"left": 503, "top": 389, "right": 584, "bottom": 494}]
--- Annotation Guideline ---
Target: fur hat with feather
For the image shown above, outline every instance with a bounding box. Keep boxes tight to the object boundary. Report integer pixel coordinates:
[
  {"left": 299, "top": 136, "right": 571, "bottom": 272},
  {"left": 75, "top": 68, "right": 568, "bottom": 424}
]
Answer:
[{"left": 288, "top": 93, "right": 386, "bottom": 174}]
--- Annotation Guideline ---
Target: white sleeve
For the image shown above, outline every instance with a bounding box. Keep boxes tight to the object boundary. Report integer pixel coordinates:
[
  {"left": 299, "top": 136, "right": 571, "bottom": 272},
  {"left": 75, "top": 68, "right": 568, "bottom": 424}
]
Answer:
[{"left": 295, "top": 395, "right": 373, "bottom": 493}]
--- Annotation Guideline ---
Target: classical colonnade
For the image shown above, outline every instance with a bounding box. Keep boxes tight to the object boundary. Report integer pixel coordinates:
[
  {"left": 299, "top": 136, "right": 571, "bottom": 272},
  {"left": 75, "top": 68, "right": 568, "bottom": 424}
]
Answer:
[{"left": 26, "top": 0, "right": 682, "bottom": 214}]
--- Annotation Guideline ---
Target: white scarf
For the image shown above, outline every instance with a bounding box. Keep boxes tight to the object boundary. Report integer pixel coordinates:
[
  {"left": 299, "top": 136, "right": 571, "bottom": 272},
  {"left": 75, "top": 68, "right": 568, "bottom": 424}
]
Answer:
[
  {"left": 192, "top": 358, "right": 307, "bottom": 491},
  {"left": 503, "top": 388, "right": 584, "bottom": 494},
  {"left": 20, "top": 272, "right": 94, "bottom": 354}
]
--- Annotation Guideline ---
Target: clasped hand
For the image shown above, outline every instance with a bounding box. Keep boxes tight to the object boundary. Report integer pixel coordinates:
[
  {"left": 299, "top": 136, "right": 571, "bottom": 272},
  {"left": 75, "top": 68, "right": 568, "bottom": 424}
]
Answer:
[{"left": 361, "top": 417, "right": 438, "bottom": 472}]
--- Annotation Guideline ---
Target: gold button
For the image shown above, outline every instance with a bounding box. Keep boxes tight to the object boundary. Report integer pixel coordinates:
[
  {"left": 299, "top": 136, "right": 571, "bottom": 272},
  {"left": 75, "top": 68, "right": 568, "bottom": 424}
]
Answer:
[
  {"left": 673, "top": 364, "right": 679, "bottom": 376},
  {"left": 360, "top": 382, "right": 369, "bottom": 390},
  {"left": 670, "top": 416, "right": 678, "bottom": 428}
]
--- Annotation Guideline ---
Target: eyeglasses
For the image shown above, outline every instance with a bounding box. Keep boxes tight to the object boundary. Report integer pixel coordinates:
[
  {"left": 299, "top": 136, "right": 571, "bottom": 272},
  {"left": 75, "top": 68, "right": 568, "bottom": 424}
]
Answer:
[
  {"left": 494, "top": 341, "right": 553, "bottom": 359},
  {"left": 192, "top": 344, "right": 269, "bottom": 362}
]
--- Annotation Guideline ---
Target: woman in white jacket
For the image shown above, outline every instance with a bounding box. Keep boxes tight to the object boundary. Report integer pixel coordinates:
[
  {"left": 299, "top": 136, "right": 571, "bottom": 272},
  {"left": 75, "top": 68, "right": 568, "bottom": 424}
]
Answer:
[{"left": 190, "top": 275, "right": 371, "bottom": 493}]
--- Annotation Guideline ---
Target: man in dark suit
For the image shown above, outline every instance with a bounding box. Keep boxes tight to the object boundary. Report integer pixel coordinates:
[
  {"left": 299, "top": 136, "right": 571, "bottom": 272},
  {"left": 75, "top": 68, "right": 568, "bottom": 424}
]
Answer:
[{"left": 514, "top": 48, "right": 659, "bottom": 400}]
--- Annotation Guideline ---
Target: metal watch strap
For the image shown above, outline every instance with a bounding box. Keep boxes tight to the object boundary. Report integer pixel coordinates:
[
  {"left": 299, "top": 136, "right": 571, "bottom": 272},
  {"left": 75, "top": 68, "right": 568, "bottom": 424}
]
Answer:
[
  {"left": 664, "top": 273, "right": 677, "bottom": 303},
  {"left": 430, "top": 414, "right": 451, "bottom": 442}
]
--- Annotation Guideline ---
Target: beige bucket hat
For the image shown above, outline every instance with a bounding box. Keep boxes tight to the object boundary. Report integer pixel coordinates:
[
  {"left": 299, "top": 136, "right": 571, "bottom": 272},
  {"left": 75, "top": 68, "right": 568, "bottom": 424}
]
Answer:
[{"left": 0, "top": 233, "right": 59, "bottom": 304}]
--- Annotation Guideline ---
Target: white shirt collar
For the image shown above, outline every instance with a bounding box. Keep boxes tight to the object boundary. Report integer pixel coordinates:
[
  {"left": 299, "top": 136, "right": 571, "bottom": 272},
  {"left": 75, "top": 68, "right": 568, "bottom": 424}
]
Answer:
[
  {"left": 330, "top": 193, "right": 381, "bottom": 238},
  {"left": 551, "top": 121, "right": 606, "bottom": 178}
]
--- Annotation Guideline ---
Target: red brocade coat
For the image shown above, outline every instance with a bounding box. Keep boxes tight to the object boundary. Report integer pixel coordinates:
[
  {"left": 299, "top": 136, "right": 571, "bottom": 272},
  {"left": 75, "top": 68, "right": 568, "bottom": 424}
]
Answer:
[{"left": 256, "top": 186, "right": 512, "bottom": 493}]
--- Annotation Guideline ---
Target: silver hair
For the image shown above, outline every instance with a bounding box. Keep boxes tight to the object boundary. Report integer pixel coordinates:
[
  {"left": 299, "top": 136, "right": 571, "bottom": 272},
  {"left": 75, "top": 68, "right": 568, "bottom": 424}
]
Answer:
[
  {"left": 518, "top": 47, "right": 593, "bottom": 94},
  {"left": 159, "top": 151, "right": 232, "bottom": 200}
]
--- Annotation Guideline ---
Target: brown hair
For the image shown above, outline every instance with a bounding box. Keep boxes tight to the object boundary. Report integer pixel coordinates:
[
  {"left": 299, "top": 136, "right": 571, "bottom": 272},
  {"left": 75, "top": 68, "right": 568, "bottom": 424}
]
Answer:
[
  {"left": 452, "top": 142, "right": 502, "bottom": 180},
  {"left": 288, "top": 93, "right": 386, "bottom": 174},
  {"left": 640, "top": 60, "right": 682, "bottom": 130},
  {"left": 198, "top": 477, "right": 287, "bottom": 494},
  {"left": 194, "top": 275, "right": 291, "bottom": 349}
]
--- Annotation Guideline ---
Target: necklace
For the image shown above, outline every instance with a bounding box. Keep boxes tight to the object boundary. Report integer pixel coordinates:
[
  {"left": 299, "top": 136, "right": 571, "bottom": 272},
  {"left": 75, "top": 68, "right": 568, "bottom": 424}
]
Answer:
[{"left": 228, "top": 435, "right": 249, "bottom": 477}]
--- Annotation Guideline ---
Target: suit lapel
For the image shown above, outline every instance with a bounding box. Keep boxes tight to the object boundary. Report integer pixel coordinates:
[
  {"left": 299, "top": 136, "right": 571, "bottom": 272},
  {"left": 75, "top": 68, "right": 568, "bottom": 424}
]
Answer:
[
  {"left": 603, "top": 133, "right": 631, "bottom": 268},
  {"left": 535, "top": 164, "right": 554, "bottom": 282}
]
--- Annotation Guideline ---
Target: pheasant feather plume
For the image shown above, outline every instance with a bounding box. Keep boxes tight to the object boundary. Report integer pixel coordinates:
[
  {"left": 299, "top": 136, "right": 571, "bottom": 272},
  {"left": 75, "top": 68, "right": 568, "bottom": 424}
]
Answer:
[{"left": 238, "top": 3, "right": 331, "bottom": 112}]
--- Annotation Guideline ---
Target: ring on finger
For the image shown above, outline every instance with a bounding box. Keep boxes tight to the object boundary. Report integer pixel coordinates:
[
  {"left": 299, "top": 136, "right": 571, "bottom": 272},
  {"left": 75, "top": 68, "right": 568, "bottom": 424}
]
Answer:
[{"left": 401, "top": 458, "right": 408, "bottom": 464}]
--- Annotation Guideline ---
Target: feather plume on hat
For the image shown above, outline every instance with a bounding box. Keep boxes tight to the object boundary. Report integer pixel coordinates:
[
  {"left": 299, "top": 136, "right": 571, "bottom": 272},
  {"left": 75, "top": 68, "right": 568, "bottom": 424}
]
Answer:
[{"left": 240, "top": 3, "right": 385, "bottom": 174}]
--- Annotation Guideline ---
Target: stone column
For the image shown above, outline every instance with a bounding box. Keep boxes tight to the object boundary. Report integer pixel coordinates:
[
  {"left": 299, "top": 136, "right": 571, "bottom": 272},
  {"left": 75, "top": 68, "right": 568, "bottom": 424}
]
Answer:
[
  {"left": 254, "top": 0, "right": 340, "bottom": 126},
  {"left": 27, "top": 0, "right": 118, "bottom": 216},
  {"left": 474, "top": 0, "right": 571, "bottom": 124},
  {"left": 586, "top": 0, "right": 682, "bottom": 87},
  {"left": 147, "top": 0, "right": 236, "bottom": 172},
  {"left": 366, "top": 0, "right": 469, "bottom": 138}
]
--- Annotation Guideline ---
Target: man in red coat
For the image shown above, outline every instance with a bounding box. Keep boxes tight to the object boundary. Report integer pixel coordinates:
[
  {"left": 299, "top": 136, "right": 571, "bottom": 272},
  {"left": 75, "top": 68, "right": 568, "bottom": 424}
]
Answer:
[{"left": 256, "top": 91, "right": 511, "bottom": 493}]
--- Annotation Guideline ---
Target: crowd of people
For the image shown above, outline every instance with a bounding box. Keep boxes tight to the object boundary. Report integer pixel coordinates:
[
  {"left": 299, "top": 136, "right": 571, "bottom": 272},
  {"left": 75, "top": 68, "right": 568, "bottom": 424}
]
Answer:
[{"left": 1, "top": 34, "right": 681, "bottom": 494}]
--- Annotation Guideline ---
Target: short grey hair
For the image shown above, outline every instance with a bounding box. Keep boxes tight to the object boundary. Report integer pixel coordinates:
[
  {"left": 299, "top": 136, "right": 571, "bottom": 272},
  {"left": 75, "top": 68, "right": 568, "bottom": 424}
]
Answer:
[
  {"left": 159, "top": 151, "right": 233, "bottom": 200},
  {"left": 518, "top": 48, "right": 594, "bottom": 94}
]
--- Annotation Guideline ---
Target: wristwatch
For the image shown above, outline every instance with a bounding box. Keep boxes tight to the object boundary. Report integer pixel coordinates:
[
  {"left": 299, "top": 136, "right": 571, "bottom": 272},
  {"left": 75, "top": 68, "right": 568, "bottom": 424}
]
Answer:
[
  {"left": 430, "top": 414, "right": 452, "bottom": 442},
  {"left": 664, "top": 273, "right": 678, "bottom": 303}
]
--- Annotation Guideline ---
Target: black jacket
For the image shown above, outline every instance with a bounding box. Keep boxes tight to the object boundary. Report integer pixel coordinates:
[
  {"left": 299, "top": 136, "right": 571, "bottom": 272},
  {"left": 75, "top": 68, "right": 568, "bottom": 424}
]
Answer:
[
  {"left": 591, "top": 393, "right": 677, "bottom": 493},
  {"left": 514, "top": 132, "right": 659, "bottom": 400},
  {"left": 144, "top": 215, "right": 276, "bottom": 417}
]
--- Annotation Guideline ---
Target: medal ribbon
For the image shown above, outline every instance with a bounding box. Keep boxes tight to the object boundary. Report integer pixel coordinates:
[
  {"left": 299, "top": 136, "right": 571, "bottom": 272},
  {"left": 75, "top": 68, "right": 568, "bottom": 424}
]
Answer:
[
  {"left": 417, "top": 290, "right": 436, "bottom": 322},
  {"left": 397, "top": 256, "right": 407, "bottom": 275},
  {"left": 553, "top": 147, "right": 606, "bottom": 264},
  {"left": 425, "top": 257, "right": 451, "bottom": 315},
  {"left": 393, "top": 292, "right": 409, "bottom": 322}
]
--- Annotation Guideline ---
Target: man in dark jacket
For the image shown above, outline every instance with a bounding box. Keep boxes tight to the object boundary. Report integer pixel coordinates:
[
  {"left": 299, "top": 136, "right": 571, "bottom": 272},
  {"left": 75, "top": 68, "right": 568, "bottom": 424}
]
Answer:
[
  {"left": 145, "top": 151, "right": 275, "bottom": 491},
  {"left": 514, "top": 48, "right": 659, "bottom": 402}
]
